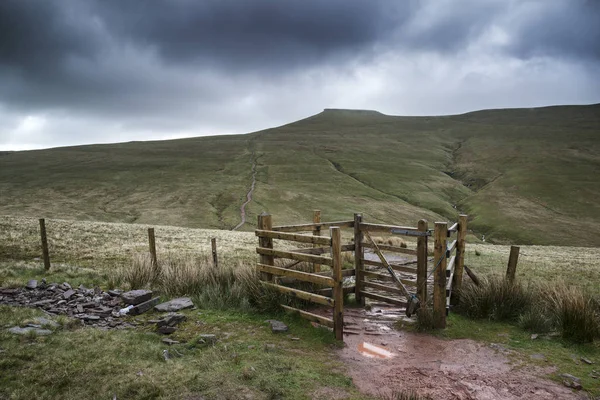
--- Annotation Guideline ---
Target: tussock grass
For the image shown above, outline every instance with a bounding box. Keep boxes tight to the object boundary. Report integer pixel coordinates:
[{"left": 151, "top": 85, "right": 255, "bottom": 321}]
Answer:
[
  {"left": 415, "top": 306, "right": 436, "bottom": 332},
  {"left": 459, "top": 276, "right": 600, "bottom": 343}
]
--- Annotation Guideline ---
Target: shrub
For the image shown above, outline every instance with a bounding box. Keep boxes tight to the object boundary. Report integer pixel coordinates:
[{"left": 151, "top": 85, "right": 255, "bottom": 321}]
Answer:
[{"left": 457, "top": 276, "right": 532, "bottom": 322}]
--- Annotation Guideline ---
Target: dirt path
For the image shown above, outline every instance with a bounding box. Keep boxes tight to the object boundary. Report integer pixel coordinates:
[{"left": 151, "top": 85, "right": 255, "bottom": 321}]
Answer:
[
  {"left": 232, "top": 154, "right": 257, "bottom": 231},
  {"left": 336, "top": 307, "right": 583, "bottom": 400}
]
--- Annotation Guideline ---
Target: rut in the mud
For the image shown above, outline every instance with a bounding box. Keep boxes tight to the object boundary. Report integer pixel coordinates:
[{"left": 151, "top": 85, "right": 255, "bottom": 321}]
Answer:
[{"left": 232, "top": 154, "right": 258, "bottom": 231}]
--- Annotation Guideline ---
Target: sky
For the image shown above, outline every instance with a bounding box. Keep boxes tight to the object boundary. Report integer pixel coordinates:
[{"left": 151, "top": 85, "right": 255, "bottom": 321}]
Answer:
[{"left": 0, "top": 0, "right": 599, "bottom": 150}]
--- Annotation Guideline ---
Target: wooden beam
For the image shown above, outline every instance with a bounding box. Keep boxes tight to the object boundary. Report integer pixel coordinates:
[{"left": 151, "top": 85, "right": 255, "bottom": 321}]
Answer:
[
  {"left": 261, "top": 282, "right": 334, "bottom": 306},
  {"left": 362, "top": 242, "right": 418, "bottom": 256},
  {"left": 314, "top": 269, "right": 355, "bottom": 278},
  {"left": 291, "top": 244, "right": 354, "bottom": 255},
  {"left": 433, "top": 222, "right": 448, "bottom": 329},
  {"left": 448, "top": 222, "right": 459, "bottom": 233},
  {"left": 465, "top": 265, "right": 481, "bottom": 286},
  {"left": 257, "top": 213, "right": 275, "bottom": 281},
  {"left": 317, "top": 286, "right": 356, "bottom": 296},
  {"left": 359, "top": 222, "right": 420, "bottom": 234},
  {"left": 362, "top": 259, "right": 417, "bottom": 274},
  {"left": 452, "top": 214, "right": 468, "bottom": 303},
  {"left": 359, "top": 291, "right": 407, "bottom": 307},
  {"left": 361, "top": 281, "right": 407, "bottom": 296},
  {"left": 313, "top": 210, "right": 322, "bottom": 273},
  {"left": 39, "top": 218, "right": 51, "bottom": 270},
  {"left": 417, "top": 219, "right": 429, "bottom": 303},
  {"left": 354, "top": 213, "right": 364, "bottom": 306},
  {"left": 257, "top": 263, "right": 335, "bottom": 287},
  {"left": 362, "top": 270, "right": 417, "bottom": 286},
  {"left": 446, "top": 240, "right": 457, "bottom": 257},
  {"left": 446, "top": 255, "right": 456, "bottom": 278},
  {"left": 506, "top": 245, "right": 520, "bottom": 283},
  {"left": 256, "top": 247, "right": 333, "bottom": 266},
  {"left": 211, "top": 237, "right": 218, "bottom": 269},
  {"left": 280, "top": 305, "right": 334, "bottom": 328},
  {"left": 331, "top": 226, "right": 344, "bottom": 341},
  {"left": 148, "top": 228, "right": 158, "bottom": 274},
  {"left": 272, "top": 220, "right": 354, "bottom": 232},
  {"left": 255, "top": 229, "right": 332, "bottom": 246}
]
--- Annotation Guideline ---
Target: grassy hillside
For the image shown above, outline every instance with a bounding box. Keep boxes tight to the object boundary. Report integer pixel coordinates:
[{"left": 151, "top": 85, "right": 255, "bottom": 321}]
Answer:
[{"left": 1, "top": 104, "right": 599, "bottom": 246}]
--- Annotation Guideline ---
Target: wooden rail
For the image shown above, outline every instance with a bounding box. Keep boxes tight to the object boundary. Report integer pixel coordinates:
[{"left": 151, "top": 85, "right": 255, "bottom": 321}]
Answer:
[
  {"left": 256, "top": 248, "right": 334, "bottom": 266},
  {"left": 272, "top": 220, "right": 354, "bottom": 232},
  {"left": 362, "top": 242, "right": 418, "bottom": 256},
  {"left": 359, "top": 222, "right": 421, "bottom": 234},
  {"left": 257, "top": 264, "right": 335, "bottom": 287},
  {"left": 255, "top": 230, "right": 333, "bottom": 246}
]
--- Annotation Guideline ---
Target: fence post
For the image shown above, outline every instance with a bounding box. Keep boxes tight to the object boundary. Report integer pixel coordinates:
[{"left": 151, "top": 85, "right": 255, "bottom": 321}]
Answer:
[
  {"left": 353, "top": 213, "right": 364, "bottom": 306},
  {"left": 331, "top": 226, "right": 344, "bottom": 341},
  {"left": 148, "top": 228, "right": 159, "bottom": 276},
  {"left": 452, "top": 214, "right": 468, "bottom": 304},
  {"left": 39, "top": 218, "right": 51, "bottom": 270},
  {"left": 506, "top": 245, "right": 520, "bottom": 283},
  {"left": 416, "top": 219, "right": 428, "bottom": 303},
  {"left": 211, "top": 237, "right": 218, "bottom": 268},
  {"left": 257, "top": 213, "right": 274, "bottom": 281},
  {"left": 433, "top": 222, "right": 448, "bottom": 329},
  {"left": 312, "top": 210, "right": 321, "bottom": 273}
]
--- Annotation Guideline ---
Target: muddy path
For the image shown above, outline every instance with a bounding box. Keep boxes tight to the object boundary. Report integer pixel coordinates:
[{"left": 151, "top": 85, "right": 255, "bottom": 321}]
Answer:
[
  {"left": 336, "top": 307, "right": 582, "bottom": 400},
  {"left": 232, "top": 153, "right": 258, "bottom": 231}
]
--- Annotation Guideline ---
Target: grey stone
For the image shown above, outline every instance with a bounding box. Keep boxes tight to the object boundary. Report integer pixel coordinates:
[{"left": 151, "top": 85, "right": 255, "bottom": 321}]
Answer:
[
  {"left": 26, "top": 280, "right": 38, "bottom": 290},
  {"left": 32, "top": 299, "right": 55, "bottom": 306},
  {"left": 157, "top": 326, "right": 177, "bottom": 335},
  {"left": 63, "top": 289, "right": 76, "bottom": 299},
  {"left": 156, "top": 313, "right": 187, "bottom": 328},
  {"left": 121, "top": 290, "right": 153, "bottom": 305},
  {"left": 60, "top": 282, "right": 72, "bottom": 290},
  {"left": 197, "top": 334, "right": 217, "bottom": 344},
  {"left": 108, "top": 289, "right": 122, "bottom": 297},
  {"left": 162, "top": 338, "right": 180, "bottom": 345},
  {"left": 266, "top": 320, "right": 288, "bottom": 333},
  {"left": 78, "top": 314, "right": 100, "bottom": 321},
  {"left": 154, "top": 297, "right": 194, "bottom": 312},
  {"left": 8, "top": 326, "right": 52, "bottom": 336},
  {"left": 33, "top": 317, "right": 59, "bottom": 328},
  {"left": 560, "top": 373, "right": 581, "bottom": 383},
  {"left": 581, "top": 357, "right": 594, "bottom": 365},
  {"left": 129, "top": 297, "right": 161, "bottom": 315}
]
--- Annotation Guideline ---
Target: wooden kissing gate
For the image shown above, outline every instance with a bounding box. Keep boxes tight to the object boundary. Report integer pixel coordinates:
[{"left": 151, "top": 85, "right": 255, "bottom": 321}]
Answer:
[{"left": 255, "top": 211, "right": 468, "bottom": 340}]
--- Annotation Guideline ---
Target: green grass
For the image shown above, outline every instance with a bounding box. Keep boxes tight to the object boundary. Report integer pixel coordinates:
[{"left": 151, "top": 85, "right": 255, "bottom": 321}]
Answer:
[
  {"left": 0, "top": 305, "right": 371, "bottom": 400},
  {"left": 1, "top": 104, "right": 599, "bottom": 246}
]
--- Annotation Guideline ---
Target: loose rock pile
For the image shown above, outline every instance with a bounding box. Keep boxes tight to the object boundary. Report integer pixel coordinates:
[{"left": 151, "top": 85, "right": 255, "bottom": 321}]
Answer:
[{"left": 0, "top": 280, "right": 192, "bottom": 331}]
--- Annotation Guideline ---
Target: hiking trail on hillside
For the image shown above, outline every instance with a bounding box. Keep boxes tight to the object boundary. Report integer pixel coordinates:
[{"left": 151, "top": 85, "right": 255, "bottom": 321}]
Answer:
[{"left": 232, "top": 153, "right": 258, "bottom": 231}]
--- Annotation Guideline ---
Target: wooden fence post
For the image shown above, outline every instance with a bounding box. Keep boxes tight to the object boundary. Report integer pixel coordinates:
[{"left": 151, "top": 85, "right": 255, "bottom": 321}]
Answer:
[
  {"left": 416, "top": 219, "right": 428, "bottom": 303},
  {"left": 353, "top": 213, "right": 364, "bottom": 306},
  {"left": 506, "top": 245, "right": 520, "bottom": 283},
  {"left": 148, "top": 228, "right": 158, "bottom": 275},
  {"left": 39, "top": 218, "right": 51, "bottom": 270},
  {"left": 257, "top": 213, "right": 274, "bottom": 281},
  {"left": 452, "top": 214, "right": 468, "bottom": 303},
  {"left": 433, "top": 222, "right": 448, "bottom": 329},
  {"left": 331, "top": 226, "right": 344, "bottom": 341},
  {"left": 312, "top": 210, "right": 321, "bottom": 273},
  {"left": 211, "top": 237, "right": 218, "bottom": 268}
]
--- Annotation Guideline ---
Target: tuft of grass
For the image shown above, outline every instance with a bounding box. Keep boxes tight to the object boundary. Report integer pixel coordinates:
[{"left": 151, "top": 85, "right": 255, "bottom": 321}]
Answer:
[
  {"left": 415, "top": 306, "right": 436, "bottom": 332},
  {"left": 458, "top": 276, "right": 532, "bottom": 322}
]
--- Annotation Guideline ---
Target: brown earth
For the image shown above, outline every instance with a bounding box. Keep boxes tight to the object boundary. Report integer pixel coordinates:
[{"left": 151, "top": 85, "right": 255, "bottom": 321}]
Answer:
[{"left": 335, "top": 307, "right": 585, "bottom": 400}]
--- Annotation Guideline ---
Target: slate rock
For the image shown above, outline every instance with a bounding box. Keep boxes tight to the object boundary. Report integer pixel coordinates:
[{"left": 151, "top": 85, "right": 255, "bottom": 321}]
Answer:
[
  {"left": 26, "top": 280, "right": 38, "bottom": 290},
  {"left": 154, "top": 297, "right": 194, "bottom": 312},
  {"left": 266, "top": 320, "right": 289, "bottom": 333},
  {"left": 8, "top": 326, "right": 52, "bottom": 336},
  {"left": 162, "top": 338, "right": 180, "bottom": 345},
  {"left": 63, "top": 289, "right": 76, "bottom": 299},
  {"left": 78, "top": 314, "right": 100, "bottom": 321},
  {"left": 157, "top": 326, "right": 177, "bottom": 335},
  {"left": 33, "top": 317, "right": 59, "bottom": 328},
  {"left": 108, "top": 289, "right": 123, "bottom": 297},
  {"left": 121, "top": 290, "right": 153, "bottom": 305},
  {"left": 129, "top": 297, "right": 160, "bottom": 315},
  {"left": 156, "top": 313, "right": 187, "bottom": 328}
]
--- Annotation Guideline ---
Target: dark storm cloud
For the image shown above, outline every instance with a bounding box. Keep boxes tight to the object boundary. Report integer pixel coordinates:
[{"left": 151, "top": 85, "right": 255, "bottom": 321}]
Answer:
[{"left": 0, "top": 0, "right": 599, "bottom": 150}]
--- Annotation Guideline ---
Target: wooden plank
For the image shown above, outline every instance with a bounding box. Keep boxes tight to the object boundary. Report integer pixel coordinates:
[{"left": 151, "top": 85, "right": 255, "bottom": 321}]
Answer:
[
  {"left": 359, "top": 291, "right": 407, "bottom": 307},
  {"left": 39, "top": 218, "right": 51, "bottom": 270},
  {"left": 257, "top": 263, "right": 335, "bottom": 287},
  {"left": 258, "top": 213, "right": 275, "bottom": 281},
  {"left": 506, "top": 245, "right": 520, "bottom": 283},
  {"left": 452, "top": 214, "right": 468, "bottom": 303},
  {"left": 314, "top": 269, "right": 355, "bottom": 278},
  {"left": 313, "top": 210, "right": 322, "bottom": 273},
  {"left": 148, "top": 228, "right": 159, "bottom": 274},
  {"left": 261, "top": 282, "right": 334, "bottom": 306},
  {"left": 433, "top": 222, "right": 448, "bottom": 329},
  {"left": 446, "top": 256, "right": 456, "bottom": 277},
  {"left": 362, "top": 242, "right": 418, "bottom": 256},
  {"left": 317, "top": 286, "right": 355, "bottom": 296},
  {"left": 361, "top": 281, "right": 406, "bottom": 296},
  {"left": 362, "top": 270, "right": 417, "bottom": 286},
  {"left": 448, "top": 222, "right": 459, "bottom": 233},
  {"left": 272, "top": 220, "right": 354, "bottom": 232},
  {"left": 211, "top": 237, "right": 218, "bottom": 269},
  {"left": 359, "top": 222, "right": 420, "bottom": 234},
  {"left": 255, "top": 229, "right": 332, "bottom": 246},
  {"left": 354, "top": 213, "right": 364, "bottom": 306},
  {"left": 280, "top": 304, "right": 334, "bottom": 328},
  {"left": 256, "top": 247, "right": 334, "bottom": 266},
  {"left": 331, "top": 227, "right": 344, "bottom": 341},
  {"left": 446, "top": 240, "right": 457, "bottom": 257},
  {"left": 417, "top": 219, "right": 429, "bottom": 303},
  {"left": 291, "top": 244, "right": 354, "bottom": 255},
  {"left": 362, "top": 259, "right": 417, "bottom": 274}
]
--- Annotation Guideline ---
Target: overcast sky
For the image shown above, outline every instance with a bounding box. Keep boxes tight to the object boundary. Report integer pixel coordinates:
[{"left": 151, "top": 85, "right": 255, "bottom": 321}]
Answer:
[{"left": 1, "top": 0, "right": 599, "bottom": 150}]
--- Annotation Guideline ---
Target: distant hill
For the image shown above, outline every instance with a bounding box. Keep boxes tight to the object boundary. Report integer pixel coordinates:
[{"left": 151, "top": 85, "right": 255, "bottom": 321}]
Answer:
[{"left": 1, "top": 103, "right": 599, "bottom": 246}]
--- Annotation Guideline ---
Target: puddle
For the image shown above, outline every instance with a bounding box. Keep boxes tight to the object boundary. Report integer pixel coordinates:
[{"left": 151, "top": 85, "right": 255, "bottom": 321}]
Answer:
[{"left": 357, "top": 342, "right": 394, "bottom": 359}]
